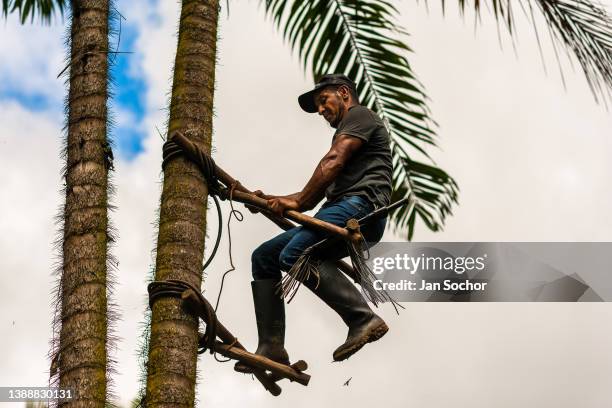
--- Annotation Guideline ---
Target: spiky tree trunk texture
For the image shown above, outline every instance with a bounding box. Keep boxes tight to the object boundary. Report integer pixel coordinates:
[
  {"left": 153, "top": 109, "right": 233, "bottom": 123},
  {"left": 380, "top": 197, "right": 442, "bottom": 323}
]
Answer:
[
  {"left": 56, "top": 0, "right": 111, "bottom": 406},
  {"left": 144, "top": 1, "right": 219, "bottom": 406}
]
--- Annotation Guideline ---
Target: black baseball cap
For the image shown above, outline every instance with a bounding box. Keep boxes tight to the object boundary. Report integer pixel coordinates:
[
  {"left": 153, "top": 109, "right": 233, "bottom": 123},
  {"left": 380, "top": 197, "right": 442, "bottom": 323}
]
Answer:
[{"left": 298, "top": 74, "right": 357, "bottom": 113}]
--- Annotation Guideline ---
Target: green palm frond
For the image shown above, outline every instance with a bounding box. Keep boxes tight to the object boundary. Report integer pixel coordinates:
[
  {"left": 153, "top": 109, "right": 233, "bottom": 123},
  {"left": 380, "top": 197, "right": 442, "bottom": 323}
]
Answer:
[
  {"left": 263, "top": 0, "right": 459, "bottom": 239},
  {"left": 2, "top": 0, "right": 66, "bottom": 24},
  {"left": 390, "top": 153, "right": 459, "bottom": 240},
  {"left": 450, "top": 0, "right": 612, "bottom": 102}
]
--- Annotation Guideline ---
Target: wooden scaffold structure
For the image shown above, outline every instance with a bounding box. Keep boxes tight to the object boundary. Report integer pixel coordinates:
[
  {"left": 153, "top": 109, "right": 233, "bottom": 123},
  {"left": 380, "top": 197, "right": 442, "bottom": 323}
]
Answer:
[{"left": 149, "top": 131, "right": 404, "bottom": 395}]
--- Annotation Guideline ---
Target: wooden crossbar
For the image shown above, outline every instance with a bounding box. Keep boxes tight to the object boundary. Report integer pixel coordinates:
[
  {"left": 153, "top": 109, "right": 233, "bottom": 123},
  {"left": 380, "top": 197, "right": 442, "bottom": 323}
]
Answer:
[{"left": 181, "top": 289, "right": 310, "bottom": 396}]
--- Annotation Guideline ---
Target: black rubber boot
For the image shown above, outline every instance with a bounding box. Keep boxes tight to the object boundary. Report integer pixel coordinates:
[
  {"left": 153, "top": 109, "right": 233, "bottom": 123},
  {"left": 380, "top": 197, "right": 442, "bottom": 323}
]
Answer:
[
  {"left": 234, "top": 279, "right": 290, "bottom": 373},
  {"left": 305, "top": 261, "right": 388, "bottom": 361}
]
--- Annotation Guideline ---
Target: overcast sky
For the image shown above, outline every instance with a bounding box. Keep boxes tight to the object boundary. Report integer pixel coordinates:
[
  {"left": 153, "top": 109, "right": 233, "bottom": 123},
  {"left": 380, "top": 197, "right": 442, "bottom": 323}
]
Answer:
[{"left": 1, "top": 0, "right": 612, "bottom": 407}]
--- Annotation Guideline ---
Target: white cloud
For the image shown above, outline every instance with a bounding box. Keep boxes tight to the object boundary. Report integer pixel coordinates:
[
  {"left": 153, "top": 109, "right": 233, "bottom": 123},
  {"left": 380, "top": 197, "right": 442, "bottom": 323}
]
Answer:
[
  {"left": 0, "top": 16, "right": 65, "bottom": 107},
  {"left": 0, "top": 101, "right": 63, "bottom": 391}
]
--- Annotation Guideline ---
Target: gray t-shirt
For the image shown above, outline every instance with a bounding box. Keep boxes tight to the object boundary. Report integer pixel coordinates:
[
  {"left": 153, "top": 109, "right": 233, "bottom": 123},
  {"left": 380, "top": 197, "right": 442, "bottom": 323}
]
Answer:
[{"left": 325, "top": 105, "right": 393, "bottom": 208}]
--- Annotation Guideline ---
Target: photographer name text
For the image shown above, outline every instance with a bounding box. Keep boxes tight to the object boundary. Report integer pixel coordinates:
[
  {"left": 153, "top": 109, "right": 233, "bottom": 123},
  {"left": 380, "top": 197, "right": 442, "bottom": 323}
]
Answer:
[{"left": 374, "top": 279, "right": 488, "bottom": 292}]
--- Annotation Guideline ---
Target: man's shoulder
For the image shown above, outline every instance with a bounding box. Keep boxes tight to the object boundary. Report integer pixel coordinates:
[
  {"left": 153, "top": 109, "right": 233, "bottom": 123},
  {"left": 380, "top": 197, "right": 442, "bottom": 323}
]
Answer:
[
  {"left": 347, "top": 104, "right": 375, "bottom": 120},
  {"left": 341, "top": 105, "right": 384, "bottom": 128}
]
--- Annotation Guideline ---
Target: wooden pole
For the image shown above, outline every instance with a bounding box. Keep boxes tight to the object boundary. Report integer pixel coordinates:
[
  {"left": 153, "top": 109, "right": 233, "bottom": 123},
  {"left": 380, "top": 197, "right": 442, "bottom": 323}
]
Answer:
[
  {"left": 213, "top": 342, "right": 310, "bottom": 386},
  {"left": 269, "top": 360, "right": 308, "bottom": 382},
  {"left": 229, "top": 190, "right": 361, "bottom": 242}
]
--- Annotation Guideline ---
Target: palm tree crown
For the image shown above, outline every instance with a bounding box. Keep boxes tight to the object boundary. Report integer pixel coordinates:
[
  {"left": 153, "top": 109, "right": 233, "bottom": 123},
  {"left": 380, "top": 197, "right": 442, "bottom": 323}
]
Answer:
[
  {"left": 264, "top": 0, "right": 612, "bottom": 239},
  {"left": 1, "top": 0, "right": 66, "bottom": 24}
]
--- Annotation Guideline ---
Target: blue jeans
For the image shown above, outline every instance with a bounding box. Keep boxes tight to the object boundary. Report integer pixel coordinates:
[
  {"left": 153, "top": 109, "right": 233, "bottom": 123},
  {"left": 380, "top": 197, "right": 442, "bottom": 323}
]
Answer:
[{"left": 252, "top": 195, "right": 386, "bottom": 281}]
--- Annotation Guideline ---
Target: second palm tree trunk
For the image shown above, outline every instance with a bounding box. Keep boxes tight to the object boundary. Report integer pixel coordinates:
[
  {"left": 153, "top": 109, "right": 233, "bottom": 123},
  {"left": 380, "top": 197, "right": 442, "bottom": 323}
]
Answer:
[
  {"left": 145, "top": 1, "right": 219, "bottom": 406},
  {"left": 55, "top": 0, "right": 112, "bottom": 406}
]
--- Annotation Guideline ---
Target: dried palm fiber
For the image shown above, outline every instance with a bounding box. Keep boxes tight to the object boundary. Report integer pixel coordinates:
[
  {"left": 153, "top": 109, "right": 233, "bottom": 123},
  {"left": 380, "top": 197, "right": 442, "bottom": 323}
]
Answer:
[
  {"left": 280, "top": 199, "right": 411, "bottom": 312},
  {"left": 279, "top": 236, "right": 398, "bottom": 308}
]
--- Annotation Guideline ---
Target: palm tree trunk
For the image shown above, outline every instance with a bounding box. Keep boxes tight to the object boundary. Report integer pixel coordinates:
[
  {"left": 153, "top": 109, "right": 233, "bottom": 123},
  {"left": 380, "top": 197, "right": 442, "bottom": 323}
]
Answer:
[
  {"left": 144, "top": 1, "right": 219, "bottom": 406},
  {"left": 54, "top": 0, "right": 111, "bottom": 406}
]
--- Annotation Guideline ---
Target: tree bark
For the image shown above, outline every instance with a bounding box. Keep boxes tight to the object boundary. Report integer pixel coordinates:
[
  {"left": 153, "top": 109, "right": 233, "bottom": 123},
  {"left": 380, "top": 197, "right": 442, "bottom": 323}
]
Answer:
[
  {"left": 144, "top": 1, "right": 219, "bottom": 406},
  {"left": 55, "top": 0, "right": 111, "bottom": 406}
]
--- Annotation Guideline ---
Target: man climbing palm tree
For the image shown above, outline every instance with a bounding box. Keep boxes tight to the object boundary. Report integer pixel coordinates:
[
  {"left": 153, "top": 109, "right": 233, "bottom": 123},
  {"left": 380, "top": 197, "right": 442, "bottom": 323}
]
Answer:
[{"left": 234, "top": 74, "right": 392, "bottom": 373}]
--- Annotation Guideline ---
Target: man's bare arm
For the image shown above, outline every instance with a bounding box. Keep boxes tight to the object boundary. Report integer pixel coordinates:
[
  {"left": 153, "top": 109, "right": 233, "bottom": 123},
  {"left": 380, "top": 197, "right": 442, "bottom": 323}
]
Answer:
[
  {"left": 297, "top": 134, "right": 364, "bottom": 210},
  {"left": 267, "top": 134, "right": 363, "bottom": 215}
]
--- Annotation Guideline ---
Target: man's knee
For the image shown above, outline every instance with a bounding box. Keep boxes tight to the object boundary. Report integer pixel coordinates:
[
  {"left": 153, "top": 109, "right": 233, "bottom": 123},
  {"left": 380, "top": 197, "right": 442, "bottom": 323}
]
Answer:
[
  {"left": 251, "top": 241, "right": 280, "bottom": 280},
  {"left": 251, "top": 244, "right": 266, "bottom": 268}
]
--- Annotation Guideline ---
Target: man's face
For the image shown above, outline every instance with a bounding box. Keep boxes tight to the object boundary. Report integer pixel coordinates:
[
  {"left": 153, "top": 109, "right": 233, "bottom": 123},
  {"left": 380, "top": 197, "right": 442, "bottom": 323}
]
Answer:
[{"left": 315, "top": 86, "right": 349, "bottom": 128}]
